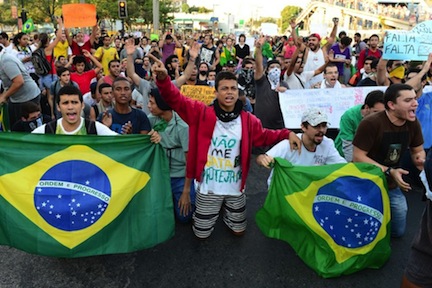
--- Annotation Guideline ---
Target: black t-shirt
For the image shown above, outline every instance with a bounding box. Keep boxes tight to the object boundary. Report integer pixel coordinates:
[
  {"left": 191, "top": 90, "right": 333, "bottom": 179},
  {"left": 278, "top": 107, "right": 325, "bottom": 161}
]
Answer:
[
  {"left": 234, "top": 44, "right": 250, "bottom": 60},
  {"left": 357, "top": 77, "right": 377, "bottom": 87},
  {"left": 254, "top": 75, "right": 285, "bottom": 129}
]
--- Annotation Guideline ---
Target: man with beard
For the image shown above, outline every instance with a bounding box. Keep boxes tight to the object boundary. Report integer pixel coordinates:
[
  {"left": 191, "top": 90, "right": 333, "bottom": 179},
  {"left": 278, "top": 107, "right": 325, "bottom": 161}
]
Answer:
[
  {"left": 302, "top": 18, "right": 338, "bottom": 88},
  {"left": 256, "top": 108, "right": 346, "bottom": 184}
]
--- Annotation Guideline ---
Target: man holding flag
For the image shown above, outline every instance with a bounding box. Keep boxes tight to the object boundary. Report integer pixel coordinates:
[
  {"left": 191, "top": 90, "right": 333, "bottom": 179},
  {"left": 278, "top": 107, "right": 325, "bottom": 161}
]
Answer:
[
  {"left": 353, "top": 84, "right": 426, "bottom": 238},
  {"left": 257, "top": 108, "right": 346, "bottom": 178}
]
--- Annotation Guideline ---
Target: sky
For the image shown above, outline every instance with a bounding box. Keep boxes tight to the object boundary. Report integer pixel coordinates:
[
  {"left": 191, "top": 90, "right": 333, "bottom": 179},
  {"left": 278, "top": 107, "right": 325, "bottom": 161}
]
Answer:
[{"left": 186, "top": 0, "right": 308, "bottom": 20}]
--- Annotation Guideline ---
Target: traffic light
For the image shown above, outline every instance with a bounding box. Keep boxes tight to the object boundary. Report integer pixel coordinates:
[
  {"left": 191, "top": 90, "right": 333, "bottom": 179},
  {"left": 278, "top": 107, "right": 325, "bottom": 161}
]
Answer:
[{"left": 118, "top": 0, "right": 128, "bottom": 19}]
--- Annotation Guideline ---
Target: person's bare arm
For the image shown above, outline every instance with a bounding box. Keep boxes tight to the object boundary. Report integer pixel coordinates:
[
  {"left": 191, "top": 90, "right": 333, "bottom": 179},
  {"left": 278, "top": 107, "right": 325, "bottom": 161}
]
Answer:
[
  {"left": 406, "top": 53, "right": 432, "bottom": 90},
  {"left": 46, "top": 18, "right": 63, "bottom": 52},
  {"left": 82, "top": 49, "right": 103, "bottom": 74},
  {"left": 159, "top": 33, "right": 167, "bottom": 49},
  {"left": 174, "top": 42, "right": 200, "bottom": 88},
  {"left": 254, "top": 35, "right": 266, "bottom": 80},
  {"left": 327, "top": 17, "right": 339, "bottom": 46},
  {"left": 0, "top": 75, "right": 24, "bottom": 104},
  {"left": 376, "top": 58, "right": 389, "bottom": 86},
  {"left": 411, "top": 145, "right": 426, "bottom": 171},
  {"left": 125, "top": 38, "right": 142, "bottom": 87},
  {"left": 89, "top": 25, "right": 98, "bottom": 47},
  {"left": 314, "top": 48, "right": 329, "bottom": 76},
  {"left": 353, "top": 146, "right": 410, "bottom": 191}
]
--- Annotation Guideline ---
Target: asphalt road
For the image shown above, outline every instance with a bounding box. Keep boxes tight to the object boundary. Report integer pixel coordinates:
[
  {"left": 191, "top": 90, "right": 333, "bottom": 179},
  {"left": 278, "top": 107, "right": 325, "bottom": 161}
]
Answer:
[{"left": 0, "top": 156, "right": 426, "bottom": 288}]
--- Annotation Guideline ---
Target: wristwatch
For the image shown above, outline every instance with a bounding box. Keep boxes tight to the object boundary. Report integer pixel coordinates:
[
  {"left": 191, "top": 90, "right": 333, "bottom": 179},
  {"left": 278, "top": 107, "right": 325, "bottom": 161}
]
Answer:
[{"left": 385, "top": 167, "right": 392, "bottom": 177}]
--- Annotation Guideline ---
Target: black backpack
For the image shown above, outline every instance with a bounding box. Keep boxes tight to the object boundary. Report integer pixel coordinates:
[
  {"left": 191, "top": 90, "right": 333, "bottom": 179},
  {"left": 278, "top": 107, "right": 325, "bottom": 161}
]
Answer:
[
  {"left": 44, "top": 118, "right": 97, "bottom": 134},
  {"left": 31, "top": 48, "right": 51, "bottom": 76}
]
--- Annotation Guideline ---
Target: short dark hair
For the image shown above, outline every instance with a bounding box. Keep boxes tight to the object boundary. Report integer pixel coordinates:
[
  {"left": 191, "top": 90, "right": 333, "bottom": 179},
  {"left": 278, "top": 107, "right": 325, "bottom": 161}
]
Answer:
[
  {"left": 384, "top": 84, "right": 414, "bottom": 110},
  {"left": 108, "top": 59, "right": 120, "bottom": 68},
  {"left": 73, "top": 55, "right": 86, "bottom": 65},
  {"left": 56, "top": 66, "right": 70, "bottom": 77},
  {"left": 365, "top": 56, "right": 379, "bottom": 69},
  {"left": 369, "top": 34, "right": 379, "bottom": 41},
  {"left": 407, "top": 68, "right": 427, "bottom": 82},
  {"left": 57, "top": 85, "right": 83, "bottom": 104},
  {"left": 242, "top": 60, "right": 254, "bottom": 68},
  {"left": 20, "top": 101, "right": 41, "bottom": 119},
  {"left": 98, "top": 83, "right": 112, "bottom": 94},
  {"left": 112, "top": 76, "right": 131, "bottom": 88},
  {"left": 324, "top": 63, "right": 338, "bottom": 74},
  {"left": 340, "top": 36, "right": 352, "bottom": 46},
  {"left": 0, "top": 32, "right": 9, "bottom": 40},
  {"left": 215, "top": 71, "right": 237, "bottom": 91},
  {"left": 354, "top": 32, "right": 361, "bottom": 38},
  {"left": 338, "top": 31, "right": 347, "bottom": 39},
  {"left": 363, "top": 90, "right": 384, "bottom": 109}
]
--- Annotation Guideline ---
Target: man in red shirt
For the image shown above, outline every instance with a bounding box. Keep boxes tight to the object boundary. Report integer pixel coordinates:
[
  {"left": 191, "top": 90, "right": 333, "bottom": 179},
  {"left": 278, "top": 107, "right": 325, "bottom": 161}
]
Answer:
[
  {"left": 66, "top": 26, "right": 97, "bottom": 65},
  {"left": 70, "top": 50, "right": 103, "bottom": 94},
  {"left": 356, "top": 34, "right": 382, "bottom": 71}
]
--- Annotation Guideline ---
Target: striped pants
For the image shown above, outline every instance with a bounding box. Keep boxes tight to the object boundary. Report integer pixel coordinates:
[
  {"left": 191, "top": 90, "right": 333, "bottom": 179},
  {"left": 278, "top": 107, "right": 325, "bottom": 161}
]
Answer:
[{"left": 192, "top": 192, "right": 247, "bottom": 239}]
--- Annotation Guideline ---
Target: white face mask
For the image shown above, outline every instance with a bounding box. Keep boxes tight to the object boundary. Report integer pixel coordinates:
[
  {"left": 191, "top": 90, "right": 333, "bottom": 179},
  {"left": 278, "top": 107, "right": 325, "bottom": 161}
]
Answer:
[
  {"left": 207, "top": 80, "right": 215, "bottom": 87},
  {"left": 268, "top": 67, "right": 281, "bottom": 90}
]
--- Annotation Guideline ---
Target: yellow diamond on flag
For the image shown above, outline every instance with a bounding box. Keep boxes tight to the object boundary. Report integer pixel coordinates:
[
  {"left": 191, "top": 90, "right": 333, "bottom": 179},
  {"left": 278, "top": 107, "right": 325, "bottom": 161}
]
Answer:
[{"left": 0, "top": 145, "right": 150, "bottom": 249}]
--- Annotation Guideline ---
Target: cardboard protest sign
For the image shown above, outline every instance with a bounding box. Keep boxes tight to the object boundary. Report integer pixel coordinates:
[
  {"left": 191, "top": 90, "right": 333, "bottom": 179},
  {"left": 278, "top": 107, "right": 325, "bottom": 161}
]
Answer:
[
  {"left": 62, "top": 4, "right": 97, "bottom": 29},
  {"left": 180, "top": 85, "right": 215, "bottom": 105},
  {"left": 383, "top": 20, "right": 432, "bottom": 61}
]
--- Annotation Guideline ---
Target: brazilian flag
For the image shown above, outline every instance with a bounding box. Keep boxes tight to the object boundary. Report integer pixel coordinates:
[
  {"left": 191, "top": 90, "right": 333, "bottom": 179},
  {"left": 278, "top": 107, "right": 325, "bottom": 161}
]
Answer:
[
  {"left": 0, "top": 133, "right": 174, "bottom": 257},
  {"left": 256, "top": 158, "right": 391, "bottom": 278},
  {"left": 22, "top": 18, "right": 35, "bottom": 33}
]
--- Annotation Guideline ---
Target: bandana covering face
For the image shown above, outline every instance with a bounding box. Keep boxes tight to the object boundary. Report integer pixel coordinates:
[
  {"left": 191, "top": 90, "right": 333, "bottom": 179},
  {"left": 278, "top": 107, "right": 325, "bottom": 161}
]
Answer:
[
  {"left": 389, "top": 65, "right": 405, "bottom": 79},
  {"left": 268, "top": 68, "right": 281, "bottom": 90}
]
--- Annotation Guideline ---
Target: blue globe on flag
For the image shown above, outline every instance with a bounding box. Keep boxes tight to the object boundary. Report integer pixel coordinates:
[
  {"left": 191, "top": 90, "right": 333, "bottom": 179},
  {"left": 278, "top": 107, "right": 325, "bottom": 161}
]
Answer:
[
  {"left": 312, "top": 176, "right": 384, "bottom": 248},
  {"left": 34, "top": 160, "right": 111, "bottom": 231}
]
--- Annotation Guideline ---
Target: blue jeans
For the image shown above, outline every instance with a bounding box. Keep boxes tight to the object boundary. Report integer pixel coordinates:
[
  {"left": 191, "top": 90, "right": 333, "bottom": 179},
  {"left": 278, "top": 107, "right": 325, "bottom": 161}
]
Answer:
[
  {"left": 389, "top": 187, "right": 408, "bottom": 237},
  {"left": 171, "top": 177, "right": 196, "bottom": 223}
]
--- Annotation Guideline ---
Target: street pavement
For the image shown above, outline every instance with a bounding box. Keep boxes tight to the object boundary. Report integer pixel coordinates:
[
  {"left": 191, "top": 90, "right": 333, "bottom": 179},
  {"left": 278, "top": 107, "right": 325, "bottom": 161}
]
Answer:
[{"left": 0, "top": 156, "right": 426, "bottom": 288}]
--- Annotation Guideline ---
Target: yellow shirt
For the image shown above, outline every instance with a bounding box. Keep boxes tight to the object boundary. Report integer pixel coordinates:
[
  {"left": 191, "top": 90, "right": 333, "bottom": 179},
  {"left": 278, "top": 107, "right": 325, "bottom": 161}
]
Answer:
[
  {"left": 94, "top": 46, "right": 119, "bottom": 76},
  {"left": 53, "top": 40, "right": 69, "bottom": 59},
  {"left": 175, "top": 47, "right": 185, "bottom": 67}
]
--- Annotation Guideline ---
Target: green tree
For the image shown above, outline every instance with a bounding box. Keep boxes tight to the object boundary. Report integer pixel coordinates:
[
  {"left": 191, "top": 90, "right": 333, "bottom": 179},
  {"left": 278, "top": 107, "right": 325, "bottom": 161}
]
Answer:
[
  {"left": 0, "top": 3, "right": 19, "bottom": 26},
  {"left": 24, "top": 0, "right": 70, "bottom": 23},
  {"left": 160, "top": 0, "right": 175, "bottom": 30},
  {"left": 181, "top": 3, "right": 190, "bottom": 13},
  {"left": 280, "top": 5, "right": 302, "bottom": 33}
]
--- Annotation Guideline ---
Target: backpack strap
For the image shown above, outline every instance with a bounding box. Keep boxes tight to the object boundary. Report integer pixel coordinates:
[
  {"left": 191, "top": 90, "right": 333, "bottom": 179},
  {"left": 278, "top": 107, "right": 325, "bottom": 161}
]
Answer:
[
  {"left": 44, "top": 120, "right": 57, "bottom": 134},
  {"left": 84, "top": 118, "right": 97, "bottom": 135}
]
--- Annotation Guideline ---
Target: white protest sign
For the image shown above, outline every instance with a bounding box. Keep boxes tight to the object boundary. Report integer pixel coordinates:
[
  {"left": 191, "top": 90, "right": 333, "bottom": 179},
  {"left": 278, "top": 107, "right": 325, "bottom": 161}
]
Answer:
[
  {"left": 279, "top": 87, "right": 387, "bottom": 129},
  {"left": 383, "top": 20, "right": 432, "bottom": 61}
]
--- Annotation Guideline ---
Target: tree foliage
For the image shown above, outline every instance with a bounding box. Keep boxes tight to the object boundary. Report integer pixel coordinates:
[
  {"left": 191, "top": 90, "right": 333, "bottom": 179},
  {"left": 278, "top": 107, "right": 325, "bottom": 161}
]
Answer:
[
  {"left": 280, "top": 5, "right": 302, "bottom": 33},
  {"left": 19, "top": 0, "right": 176, "bottom": 30}
]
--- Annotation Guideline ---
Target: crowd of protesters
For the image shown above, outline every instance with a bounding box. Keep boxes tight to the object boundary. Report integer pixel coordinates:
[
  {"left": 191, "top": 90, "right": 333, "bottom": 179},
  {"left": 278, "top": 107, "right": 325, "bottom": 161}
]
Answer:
[{"left": 0, "top": 12, "right": 432, "bottom": 286}]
